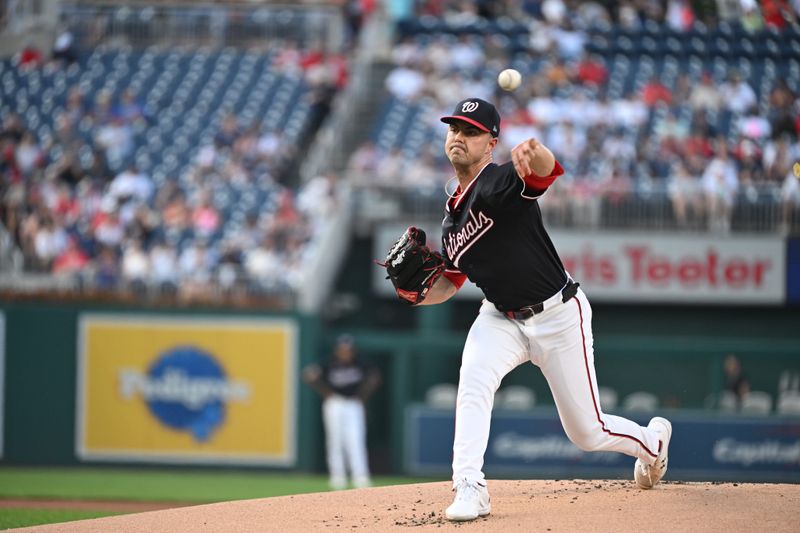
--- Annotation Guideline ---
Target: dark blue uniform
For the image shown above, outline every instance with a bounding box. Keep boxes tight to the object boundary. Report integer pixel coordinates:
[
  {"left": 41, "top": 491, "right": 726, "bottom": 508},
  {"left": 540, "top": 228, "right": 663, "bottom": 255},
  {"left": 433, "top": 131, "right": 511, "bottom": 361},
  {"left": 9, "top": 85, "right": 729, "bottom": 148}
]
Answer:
[{"left": 442, "top": 160, "right": 567, "bottom": 311}]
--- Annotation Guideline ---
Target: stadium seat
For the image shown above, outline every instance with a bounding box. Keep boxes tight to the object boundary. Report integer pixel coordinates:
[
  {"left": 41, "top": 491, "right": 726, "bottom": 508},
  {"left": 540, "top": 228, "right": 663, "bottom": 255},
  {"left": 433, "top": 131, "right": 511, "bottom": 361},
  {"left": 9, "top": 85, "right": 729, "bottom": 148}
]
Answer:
[
  {"left": 494, "top": 386, "right": 536, "bottom": 410},
  {"left": 740, "top": 391, "right": 773, "bottom": 415},
  {"left": 719, "top": 390, "right": 739, "bottom": 412},
  {"left": 776, "top": 392, "right": 800, "bottom": 416},
  {"left": 621, "top": 391, "right": 659, "bottom": 412},
  {"left": 425, "top": 383, "right": 458, "bottom": 409},
  {"left": 597, "top": 386, "right": 619, "bottom": 411},
  {"left": 778, "top": 370, "right": 800, "bottom": 392}
]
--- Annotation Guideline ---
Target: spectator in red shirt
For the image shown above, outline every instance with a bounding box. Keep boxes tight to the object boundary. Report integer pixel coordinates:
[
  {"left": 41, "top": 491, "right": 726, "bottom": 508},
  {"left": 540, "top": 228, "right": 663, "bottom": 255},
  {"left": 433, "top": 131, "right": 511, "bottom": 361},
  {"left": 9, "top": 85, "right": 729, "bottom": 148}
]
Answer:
[
  {"left": 576, "top": 53, "right": 608, "bottom": 87},
  {"left": 274, "top": 189, "right": 301, "bottom": 228},
  {"left": 641, "top": 76, "right": 673, "bottom": 107},
  {"left": 17, "top": 42, "right": 43, "bottom": 69},
  {"left": 53, "top": 237, "right": 89, "bottom": 274},
  {"left": 300, "top": 46, "right": 324, "bottom": 71},
  {"left": 761, "top": 0, "right": 794, "bottom": 29},
  {"left": 684, "top": 117, "right": 715, "bottom": 159}
]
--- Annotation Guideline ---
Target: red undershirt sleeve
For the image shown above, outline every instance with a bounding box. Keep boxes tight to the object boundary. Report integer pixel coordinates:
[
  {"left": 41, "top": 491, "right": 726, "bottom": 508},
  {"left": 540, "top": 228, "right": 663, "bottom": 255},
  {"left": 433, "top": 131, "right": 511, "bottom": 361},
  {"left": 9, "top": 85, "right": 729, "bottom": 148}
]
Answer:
[
  {"left": 443, "top": 269, "right": 467, "bottom": 290},
  {"left": 520, "top": 160, "right": 565, "bottom": 197}
]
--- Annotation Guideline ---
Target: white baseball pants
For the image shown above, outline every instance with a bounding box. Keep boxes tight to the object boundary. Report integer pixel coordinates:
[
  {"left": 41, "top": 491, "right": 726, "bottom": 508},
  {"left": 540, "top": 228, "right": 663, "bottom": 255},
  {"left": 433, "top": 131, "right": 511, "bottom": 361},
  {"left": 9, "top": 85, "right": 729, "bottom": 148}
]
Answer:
[
  {"left": 452, "top": 287, "right": 662, "bottom": 485},
  {"left": 322, "top": 395, "right": 371, "bottom": 488}
]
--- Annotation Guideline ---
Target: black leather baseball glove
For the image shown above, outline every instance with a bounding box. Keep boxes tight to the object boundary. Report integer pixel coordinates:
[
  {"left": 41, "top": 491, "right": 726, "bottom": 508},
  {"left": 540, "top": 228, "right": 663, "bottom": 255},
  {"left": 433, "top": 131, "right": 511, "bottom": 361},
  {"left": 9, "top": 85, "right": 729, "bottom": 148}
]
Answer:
[{"left": 383, "top": 227, "right": 445, "bottom": 305}]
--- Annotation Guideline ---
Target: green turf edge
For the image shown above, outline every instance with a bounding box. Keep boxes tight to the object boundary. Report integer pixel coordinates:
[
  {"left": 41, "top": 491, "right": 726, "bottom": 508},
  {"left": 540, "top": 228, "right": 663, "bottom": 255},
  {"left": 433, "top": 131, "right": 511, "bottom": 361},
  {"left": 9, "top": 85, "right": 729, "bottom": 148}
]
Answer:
[
  {"left": 0, "top": 467, "right": 437, "bottom": 503},
  {"left": 0, "top": 508, "right": 122, "bottom": 530}
]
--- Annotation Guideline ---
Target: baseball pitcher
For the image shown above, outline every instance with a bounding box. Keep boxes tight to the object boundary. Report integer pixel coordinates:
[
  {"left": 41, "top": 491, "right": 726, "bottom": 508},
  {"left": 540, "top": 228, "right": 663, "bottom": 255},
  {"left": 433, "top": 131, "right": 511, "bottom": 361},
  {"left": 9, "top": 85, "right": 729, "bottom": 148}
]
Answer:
[{"left": 382, "top": 98, "right": 672, "bottom": 521}]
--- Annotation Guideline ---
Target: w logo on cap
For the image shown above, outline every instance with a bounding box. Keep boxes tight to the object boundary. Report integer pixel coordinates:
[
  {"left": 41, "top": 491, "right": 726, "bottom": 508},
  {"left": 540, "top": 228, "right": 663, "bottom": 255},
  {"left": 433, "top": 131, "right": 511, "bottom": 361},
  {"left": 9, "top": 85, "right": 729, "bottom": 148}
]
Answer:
[{"left": 441, "top": 98, "right": 500, "bottom": 138}]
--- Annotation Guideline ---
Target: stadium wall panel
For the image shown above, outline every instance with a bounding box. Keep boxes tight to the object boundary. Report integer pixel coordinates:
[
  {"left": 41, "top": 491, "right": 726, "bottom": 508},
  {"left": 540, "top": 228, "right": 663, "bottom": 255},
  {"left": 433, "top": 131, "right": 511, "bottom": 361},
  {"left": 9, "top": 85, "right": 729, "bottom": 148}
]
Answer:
[
  {"left": 0, "top": 302, "right": 322, "bottom": 469},
  {"left": 788, "top": 237, "right": 800, "bottom": 304}
]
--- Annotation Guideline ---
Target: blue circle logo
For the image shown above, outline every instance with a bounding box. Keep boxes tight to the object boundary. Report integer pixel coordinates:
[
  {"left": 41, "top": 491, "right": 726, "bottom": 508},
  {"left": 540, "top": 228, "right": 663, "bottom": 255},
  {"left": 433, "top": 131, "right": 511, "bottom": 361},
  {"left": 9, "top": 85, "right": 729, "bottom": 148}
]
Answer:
[{"left": 145, "top": 346, "right": 230, "bottom": 442}]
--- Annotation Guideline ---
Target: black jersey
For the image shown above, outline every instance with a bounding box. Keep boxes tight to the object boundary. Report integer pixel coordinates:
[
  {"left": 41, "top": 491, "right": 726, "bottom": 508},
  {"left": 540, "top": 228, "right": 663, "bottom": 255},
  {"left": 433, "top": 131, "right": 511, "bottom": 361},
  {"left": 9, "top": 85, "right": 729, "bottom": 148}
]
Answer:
[
  {"left": 321, "top": 359, "right": 371, "bottom": 398},
  {"left": 442, "top": 160, "right": 567, "bottom": 311}
]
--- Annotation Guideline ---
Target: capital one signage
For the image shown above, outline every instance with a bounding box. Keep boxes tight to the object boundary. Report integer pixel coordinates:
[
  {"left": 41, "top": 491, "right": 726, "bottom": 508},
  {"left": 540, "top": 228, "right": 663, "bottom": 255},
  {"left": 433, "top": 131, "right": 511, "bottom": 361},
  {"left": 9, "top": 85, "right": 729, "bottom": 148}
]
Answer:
[{"left": 553, "top": 232, "right": 785, "bottom": 303}]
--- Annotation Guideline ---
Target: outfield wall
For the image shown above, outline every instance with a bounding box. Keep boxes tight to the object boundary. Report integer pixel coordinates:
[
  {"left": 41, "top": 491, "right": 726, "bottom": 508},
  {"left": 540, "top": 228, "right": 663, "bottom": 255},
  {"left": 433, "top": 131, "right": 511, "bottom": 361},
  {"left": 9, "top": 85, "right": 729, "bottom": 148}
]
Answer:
[
  {"left": 405, "top": 406, "right": 800, "bottom": 483},
  {"left": 0, "top": 299, "right": 798, "bottom": 482}
]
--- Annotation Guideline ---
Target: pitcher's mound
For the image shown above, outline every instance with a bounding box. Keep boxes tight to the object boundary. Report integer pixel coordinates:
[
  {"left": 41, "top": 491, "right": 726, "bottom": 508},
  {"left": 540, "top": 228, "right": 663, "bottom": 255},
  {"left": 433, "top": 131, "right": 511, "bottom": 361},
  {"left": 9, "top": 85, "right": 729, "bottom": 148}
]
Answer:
[{"left": 15, "top": 479, "right": 800, "bottom": 532}]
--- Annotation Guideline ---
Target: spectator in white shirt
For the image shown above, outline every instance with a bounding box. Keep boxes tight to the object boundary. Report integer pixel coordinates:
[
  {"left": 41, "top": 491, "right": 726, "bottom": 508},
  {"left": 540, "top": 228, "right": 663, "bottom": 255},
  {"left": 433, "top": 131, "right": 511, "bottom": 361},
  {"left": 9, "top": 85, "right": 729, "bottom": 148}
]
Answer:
[
  {"left": 719, "top": 71, "right": 757, "bottom": 115},
  {"left": 178, "top": 240, "right": 216, "bottom": 300},
  {"left": 94, "top": 204, "right": 125, "bottom": 248},
  {"left": 546, "top": 121, "right": 587, "bottom": 163},
  {"left": 121, "top": 238, "right": 150, "bottom": 290},
  {"left": 245, "top": 235, "right": 283, "bottom": 289},
  {"left": 107, "top": 164, "right": 154, "bottom": 205},
  {"left": 449, "top": 35, "right": 484, "bottom": 70},
  {"left": 702, "top": 140, "right": 739, "bottom": 232},
  {"left": 385, "top": 62, "right": 426, "bottom": 101},
  {"left": 689, "top": 72, "right": 722, "bottom": 112},
  {"left": 95, "top": 116, "right": 133, "bottom": 164},
  {"left": 391, "top": 37, "right": 423, "bottom": 67},
  {"left": 149, "top": 239, "right": 179, "bottom": 292},
  {"left": 14, "top": 132, "right": 42, "bottom": 177},
  {"left": 34, "top": 217, "right": 68, "bottom": 270},
  {"left": 781, "top": 166, "right": 800, "bottom": 232},
  {"left": 612, "top": 93, "right": 648, "bottom": 128}
]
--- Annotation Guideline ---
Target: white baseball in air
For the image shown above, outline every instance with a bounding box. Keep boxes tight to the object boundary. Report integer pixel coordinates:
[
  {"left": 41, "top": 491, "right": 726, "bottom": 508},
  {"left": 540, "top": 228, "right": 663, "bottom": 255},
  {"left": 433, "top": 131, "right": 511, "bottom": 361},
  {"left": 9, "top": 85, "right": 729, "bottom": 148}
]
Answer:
[{"left": 498, "top": 68, "right": 522, "bottom": 91}]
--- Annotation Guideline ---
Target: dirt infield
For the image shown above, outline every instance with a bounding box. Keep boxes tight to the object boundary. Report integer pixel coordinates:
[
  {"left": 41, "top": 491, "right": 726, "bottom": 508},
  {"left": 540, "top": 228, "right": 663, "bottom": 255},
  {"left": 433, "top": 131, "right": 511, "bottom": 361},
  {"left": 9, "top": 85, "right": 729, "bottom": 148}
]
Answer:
[{"left": 10, "top": 480, "right": 800, "bottom": 532}]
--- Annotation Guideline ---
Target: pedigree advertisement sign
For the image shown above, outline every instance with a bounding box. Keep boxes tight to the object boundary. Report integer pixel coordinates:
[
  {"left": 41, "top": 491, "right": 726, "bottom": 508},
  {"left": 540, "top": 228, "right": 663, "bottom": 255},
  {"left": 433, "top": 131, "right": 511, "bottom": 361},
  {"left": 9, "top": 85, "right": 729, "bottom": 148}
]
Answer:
[
  {"left": 77, "top": 315, "right": 297, "bottom": 465},
  {"left": 554, "top": 232, "right": 785, "bottom": 304}
]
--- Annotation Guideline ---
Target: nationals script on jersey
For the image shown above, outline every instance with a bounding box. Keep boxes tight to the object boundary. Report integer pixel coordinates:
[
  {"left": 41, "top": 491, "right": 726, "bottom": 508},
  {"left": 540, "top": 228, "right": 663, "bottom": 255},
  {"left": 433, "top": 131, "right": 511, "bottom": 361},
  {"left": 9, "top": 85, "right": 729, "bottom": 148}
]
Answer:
[{"left": 442, "top": 160, "right": 568, "bottom": 311}]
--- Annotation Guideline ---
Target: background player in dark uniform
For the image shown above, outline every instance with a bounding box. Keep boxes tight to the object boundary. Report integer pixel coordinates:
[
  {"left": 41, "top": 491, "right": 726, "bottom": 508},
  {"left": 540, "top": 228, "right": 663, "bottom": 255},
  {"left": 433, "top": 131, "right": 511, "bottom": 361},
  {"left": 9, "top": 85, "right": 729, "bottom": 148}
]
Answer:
[
  {"left": 302, "top": 334, "right": 381, "bottom": 490},
  {"left": 408, "top": 98, "right": 673, "bottom": 521}
]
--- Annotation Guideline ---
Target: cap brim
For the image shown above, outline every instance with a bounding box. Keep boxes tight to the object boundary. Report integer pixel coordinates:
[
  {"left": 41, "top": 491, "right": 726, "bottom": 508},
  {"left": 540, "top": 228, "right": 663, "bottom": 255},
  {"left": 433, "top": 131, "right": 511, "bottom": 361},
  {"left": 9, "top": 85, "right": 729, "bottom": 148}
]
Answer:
[{"left": 440, "top": 115, "right": 491, "bottom": 133}]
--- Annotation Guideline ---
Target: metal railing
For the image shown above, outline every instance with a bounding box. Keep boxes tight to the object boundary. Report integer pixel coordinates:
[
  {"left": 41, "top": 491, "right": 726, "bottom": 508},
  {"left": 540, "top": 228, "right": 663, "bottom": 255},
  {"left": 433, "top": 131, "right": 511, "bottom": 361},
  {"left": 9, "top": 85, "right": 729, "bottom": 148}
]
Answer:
[
  {"left": 60, "top": 2, "right": 346, "bottom": 51},
  {"left": 1, "top": 0, "right": 58, "bottom": 34},
  {"left": 350, "top": 179, "right": 800, "bottom": 235},
  {"left": 0, "top": 269, "right": 299, "bottom": 309},
  {"left": 0, "top": 223, "right": 23, "bottom": 273}
]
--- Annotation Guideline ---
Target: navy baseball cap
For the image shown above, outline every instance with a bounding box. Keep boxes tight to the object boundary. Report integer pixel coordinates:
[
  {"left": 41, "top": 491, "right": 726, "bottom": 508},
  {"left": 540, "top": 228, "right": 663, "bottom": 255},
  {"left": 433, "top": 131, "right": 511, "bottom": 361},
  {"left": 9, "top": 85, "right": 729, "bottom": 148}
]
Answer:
[
  {"left": 441, "top": 98, "right": 500, "bottom": 138},
  {"left": 336, "top": 334, "right": 355, "bottom": 346}
]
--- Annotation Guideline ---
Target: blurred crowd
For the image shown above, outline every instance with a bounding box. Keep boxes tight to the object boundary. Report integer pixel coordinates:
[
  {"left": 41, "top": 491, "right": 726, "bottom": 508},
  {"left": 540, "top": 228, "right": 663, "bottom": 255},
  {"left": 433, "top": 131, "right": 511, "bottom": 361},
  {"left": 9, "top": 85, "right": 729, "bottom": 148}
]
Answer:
[
  {"left": 399, "top": 0, "right": 798, "bottom": 29},
  {"left": 351, "top": 0, "right": 800, "bottom": 232},
  {"left": 0, "top": 40, "right": 344, "bottom": 303},
  {"left": 2, "top": 0, "right": 800, "bottom": 304}
]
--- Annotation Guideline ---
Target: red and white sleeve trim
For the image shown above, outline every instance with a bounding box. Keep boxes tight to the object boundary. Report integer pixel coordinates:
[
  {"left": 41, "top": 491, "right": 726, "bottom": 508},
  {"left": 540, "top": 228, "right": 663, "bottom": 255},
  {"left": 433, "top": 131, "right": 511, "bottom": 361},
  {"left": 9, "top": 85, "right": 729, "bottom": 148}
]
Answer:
[
  {"left": 443, "top": 269, "right": 467, "bottom": 290},
  {"left": 519, "top": 160, "right": 565, "bottom": 200}
]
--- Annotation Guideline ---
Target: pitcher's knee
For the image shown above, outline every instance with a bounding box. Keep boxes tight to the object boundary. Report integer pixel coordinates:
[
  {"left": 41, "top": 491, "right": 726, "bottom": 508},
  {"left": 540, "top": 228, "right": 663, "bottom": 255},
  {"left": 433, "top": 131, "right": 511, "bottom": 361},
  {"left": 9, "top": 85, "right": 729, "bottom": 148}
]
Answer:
[
  {"left": 457, "top": 386, "right": 494, "bottom": 412},
  {"left": 459, "top": 365, "right": 499, "bottom": 397}
]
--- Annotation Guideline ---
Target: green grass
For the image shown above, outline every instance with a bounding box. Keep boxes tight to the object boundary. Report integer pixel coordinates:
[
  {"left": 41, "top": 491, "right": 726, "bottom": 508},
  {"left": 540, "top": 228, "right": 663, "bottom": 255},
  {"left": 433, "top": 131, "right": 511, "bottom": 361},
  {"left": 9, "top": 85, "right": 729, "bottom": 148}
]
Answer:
[
  {"left": 0, "top": 467, "right": 435, "bottom": 530},
  {"left": 0, "top": 467, "right": 433, "bottom": 503},
  {"left": 0, "top": 508, "right": 120, "bottom": 530}
]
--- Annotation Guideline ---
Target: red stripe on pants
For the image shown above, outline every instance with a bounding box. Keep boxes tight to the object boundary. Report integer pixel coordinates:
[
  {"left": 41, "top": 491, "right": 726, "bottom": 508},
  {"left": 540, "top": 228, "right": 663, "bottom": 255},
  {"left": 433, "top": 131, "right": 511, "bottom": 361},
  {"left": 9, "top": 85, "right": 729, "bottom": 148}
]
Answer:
[{"left": 572, "top": 296, "right": 658, "bottom": 459}]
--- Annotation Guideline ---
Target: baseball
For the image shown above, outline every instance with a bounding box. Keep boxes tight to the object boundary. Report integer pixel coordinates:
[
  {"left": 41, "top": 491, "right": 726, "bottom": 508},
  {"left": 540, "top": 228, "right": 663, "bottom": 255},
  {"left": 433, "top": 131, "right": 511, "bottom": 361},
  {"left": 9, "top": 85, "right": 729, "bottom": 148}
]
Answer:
[{"left": 498, "top": 68, "right": 522, "bottom": 91}]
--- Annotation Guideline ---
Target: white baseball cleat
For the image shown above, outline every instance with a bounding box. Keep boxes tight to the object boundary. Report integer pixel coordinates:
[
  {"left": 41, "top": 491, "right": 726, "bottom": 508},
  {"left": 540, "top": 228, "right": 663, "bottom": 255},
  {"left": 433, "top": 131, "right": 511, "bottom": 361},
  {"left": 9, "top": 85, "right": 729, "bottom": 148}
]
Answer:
[
  {"left": 445, "top": 478, "right": 491, "bottom": 521},
  {"left": 329, "top": 476, "right": 347, "bottom": 491},
  {"left": 634, "top": 417, "right": 672, "bottom": 489},
  {"left": 352, "top": 476, "right": 372, "bottom": 489}
]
